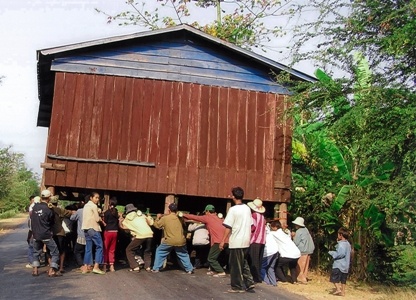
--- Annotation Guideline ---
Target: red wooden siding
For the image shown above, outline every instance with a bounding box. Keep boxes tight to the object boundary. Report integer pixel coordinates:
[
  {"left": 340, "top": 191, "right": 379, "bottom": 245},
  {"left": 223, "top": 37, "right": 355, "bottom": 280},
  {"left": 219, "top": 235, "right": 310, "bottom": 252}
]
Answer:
[{"left": 44, "top": 73, "right": 291, "bottom": 202}]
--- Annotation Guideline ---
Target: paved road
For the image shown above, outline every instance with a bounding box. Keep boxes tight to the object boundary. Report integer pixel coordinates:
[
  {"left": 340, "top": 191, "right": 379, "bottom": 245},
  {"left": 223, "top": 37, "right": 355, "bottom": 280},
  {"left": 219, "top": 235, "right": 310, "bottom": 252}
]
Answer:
[{"left": 0, "top": 221, "right": 308, "bottom": 300}]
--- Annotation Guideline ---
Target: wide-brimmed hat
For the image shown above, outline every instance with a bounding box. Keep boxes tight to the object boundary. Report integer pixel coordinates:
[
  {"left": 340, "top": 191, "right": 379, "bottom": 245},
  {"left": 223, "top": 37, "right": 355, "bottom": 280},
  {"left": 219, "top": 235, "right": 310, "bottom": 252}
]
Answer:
[
  {"left": 292, "top": 217, "right": 305, "bottom": 227},
  {"left": 125, "top": 204, "right": 138, "bottom": 215},
  {"left": 247, "top": 198, "right": 265, "bottom": 214}
]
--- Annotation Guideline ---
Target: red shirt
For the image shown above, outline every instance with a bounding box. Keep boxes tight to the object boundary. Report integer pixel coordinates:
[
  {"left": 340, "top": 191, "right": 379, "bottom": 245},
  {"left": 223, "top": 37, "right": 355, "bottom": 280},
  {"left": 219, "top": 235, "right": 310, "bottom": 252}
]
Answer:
[{"left": 183, "top": 213, "right": 229, "bottom": 245}]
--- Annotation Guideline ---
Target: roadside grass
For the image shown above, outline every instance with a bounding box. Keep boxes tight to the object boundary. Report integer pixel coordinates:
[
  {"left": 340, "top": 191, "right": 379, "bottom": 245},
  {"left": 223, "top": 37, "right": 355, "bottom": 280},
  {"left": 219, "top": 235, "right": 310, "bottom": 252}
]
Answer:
[
  {"left": 0, "top": 209, "right": 20, "bottom": 219},
  {"left": 0, "top": 213, "right": 27, "bottom": 233},
  {"left": 280, "top": 271, "right": 416, "bottom": 300}
]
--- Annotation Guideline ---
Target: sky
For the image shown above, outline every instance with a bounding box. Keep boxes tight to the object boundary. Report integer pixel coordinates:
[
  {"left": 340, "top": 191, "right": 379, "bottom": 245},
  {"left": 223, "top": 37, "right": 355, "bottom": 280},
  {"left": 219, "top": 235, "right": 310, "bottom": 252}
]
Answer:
[{"left": 0, "top": 0, "right": 313, "bottom": 176}]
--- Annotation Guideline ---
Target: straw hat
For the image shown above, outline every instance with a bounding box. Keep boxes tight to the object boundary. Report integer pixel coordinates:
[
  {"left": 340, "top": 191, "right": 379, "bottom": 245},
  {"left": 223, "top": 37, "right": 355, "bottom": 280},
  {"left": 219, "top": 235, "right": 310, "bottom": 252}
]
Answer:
[{"left": 247, "top": 198, "right": 266, "bottom": 214}]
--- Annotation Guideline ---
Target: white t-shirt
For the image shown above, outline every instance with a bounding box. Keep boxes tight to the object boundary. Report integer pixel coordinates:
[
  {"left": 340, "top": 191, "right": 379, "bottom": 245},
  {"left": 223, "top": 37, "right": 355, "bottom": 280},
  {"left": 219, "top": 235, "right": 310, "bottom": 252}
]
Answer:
[{"left": 223, "top": 204, "right": 252, "bottom": 249}]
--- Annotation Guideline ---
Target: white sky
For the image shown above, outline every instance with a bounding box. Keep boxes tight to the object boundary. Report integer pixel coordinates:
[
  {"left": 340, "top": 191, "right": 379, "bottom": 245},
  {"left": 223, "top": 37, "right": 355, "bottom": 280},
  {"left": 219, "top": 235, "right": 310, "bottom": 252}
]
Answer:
[{"left": 0, "top": 0, "right": 313, "bottom": 176}]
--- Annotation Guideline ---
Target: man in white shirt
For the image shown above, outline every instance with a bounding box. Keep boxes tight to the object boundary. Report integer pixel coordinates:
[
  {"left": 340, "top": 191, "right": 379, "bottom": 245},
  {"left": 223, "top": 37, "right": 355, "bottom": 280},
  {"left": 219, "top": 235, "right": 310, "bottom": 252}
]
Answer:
[{"left": 220, "top": 187, "right": 255, "bottom": 293}]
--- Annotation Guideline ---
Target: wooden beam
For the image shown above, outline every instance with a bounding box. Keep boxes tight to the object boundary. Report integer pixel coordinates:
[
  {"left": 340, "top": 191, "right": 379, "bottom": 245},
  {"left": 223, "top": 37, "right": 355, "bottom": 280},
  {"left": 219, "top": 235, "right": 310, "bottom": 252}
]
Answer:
[
  {"left": 40, "top": 162, "right": 66, "bottom": 171},
  {"left": 274, "top": 181, "right": 288, "bottom": 189},
  {"left": 46, "top": 154, "right": 155, "bottom": 167}
]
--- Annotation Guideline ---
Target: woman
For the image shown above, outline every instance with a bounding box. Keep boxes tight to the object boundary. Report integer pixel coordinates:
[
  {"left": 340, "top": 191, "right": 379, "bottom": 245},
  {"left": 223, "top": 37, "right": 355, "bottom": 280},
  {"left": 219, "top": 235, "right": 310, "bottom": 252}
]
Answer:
[
  {"left": 103, "top": 197, "right": 119, "bottom": 272},
  {"left": 81, "top": 192, "right": 105, "bottom": 275},
  {"left": 292, "top": 217, "right": 315, "bottom": 283},
  {"left": 270, "top": 221, "right": 301, "bottom": 284},
  {"left": 261, "top": 223, "right": 279, "bottom": 285}
]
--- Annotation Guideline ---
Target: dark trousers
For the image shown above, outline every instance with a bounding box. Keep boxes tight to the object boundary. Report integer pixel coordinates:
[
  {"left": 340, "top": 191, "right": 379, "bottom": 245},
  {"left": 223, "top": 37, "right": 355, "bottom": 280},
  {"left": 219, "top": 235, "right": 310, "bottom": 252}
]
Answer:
[
  {"left": 207, "top": 243, "right": 228, "bottom": 273},
  {"left": 74, "top": 242, "right": 85, "bottom": 267},
  {"left": 229, "top": 248, "right": 255, "bottom": 291},
  {"left": 248, "top": 243, "right": 265, "bottom": 283},
  {"left": 126, "top": 238, "right": 152, "bottom": 269},
  {"left": 275, "top": 257, "right": 299, "bottom": 283}
]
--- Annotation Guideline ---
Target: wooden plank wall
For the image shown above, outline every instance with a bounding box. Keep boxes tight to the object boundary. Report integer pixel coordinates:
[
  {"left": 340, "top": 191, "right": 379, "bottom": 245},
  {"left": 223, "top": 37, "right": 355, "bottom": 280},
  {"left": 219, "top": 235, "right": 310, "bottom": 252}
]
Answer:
[{"left": 44, "top": 73, "right": 291, "bottom": 202}]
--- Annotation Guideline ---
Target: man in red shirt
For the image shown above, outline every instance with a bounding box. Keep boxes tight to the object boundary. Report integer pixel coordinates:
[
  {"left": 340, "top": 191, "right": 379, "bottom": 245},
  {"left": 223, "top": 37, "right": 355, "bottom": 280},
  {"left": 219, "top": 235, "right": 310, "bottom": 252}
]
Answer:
[{"left": 183, "top": 204, "right": 229, "bottom": 277}]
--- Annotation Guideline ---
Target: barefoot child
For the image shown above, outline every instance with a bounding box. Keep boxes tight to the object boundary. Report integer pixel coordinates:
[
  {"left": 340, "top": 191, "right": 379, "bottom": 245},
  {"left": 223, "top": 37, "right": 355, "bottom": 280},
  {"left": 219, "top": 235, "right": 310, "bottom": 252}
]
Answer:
[{"left": 329, "top": 227, "right": 352, "bottom": 296}]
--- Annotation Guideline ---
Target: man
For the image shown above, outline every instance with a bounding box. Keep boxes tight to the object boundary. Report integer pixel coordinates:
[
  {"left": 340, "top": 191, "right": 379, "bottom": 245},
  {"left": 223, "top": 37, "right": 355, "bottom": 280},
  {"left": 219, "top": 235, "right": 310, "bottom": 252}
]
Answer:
[
  {"left": 183, "top": 204, "right": 229, "bottom": 277},
  {"left": 81, "top": 192, "right": 105, "bottom": 275},
  {"left": 70, "top": 200, "right": 86, "bottom": 269},
  {"left": 220, "top": 187, "right": 255, "bottom": 293},
  {"left": 30, "top": 189, "right": 61, "bottom": 277},
  {"left": 49, "top": 196, "right": 75, "bottom": 273},
  {"left": 119, "top": 203, "right": 154, "bottom": 272},
  {"left": 247, "top": 198, "right": 266, "bottom": 283},
  {"left": 151, "top": 203, "right": 194, "bottom": 274},
  {"left": 26, "top": 195, "right": 36, "bottom": 268}
]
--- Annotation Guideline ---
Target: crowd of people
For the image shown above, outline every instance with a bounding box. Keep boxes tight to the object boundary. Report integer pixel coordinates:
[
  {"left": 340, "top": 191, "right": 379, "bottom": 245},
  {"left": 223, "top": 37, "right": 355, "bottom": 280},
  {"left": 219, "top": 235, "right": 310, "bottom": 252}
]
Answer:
[{"left": 26, "top": 186, "right": 352, "bottom": 295}]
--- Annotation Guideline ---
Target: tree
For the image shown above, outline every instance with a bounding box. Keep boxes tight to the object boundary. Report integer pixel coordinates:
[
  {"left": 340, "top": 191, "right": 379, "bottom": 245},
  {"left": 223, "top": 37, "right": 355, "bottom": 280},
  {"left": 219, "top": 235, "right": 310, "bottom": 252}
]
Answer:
[
  {"left": 289, "top": 0, "right": 416, "bottom": 89},
  {"left": 96, "top": 0, "right": 289, "bottom": 49},
  {"left": 0, "top": 147, "right": 39, "bottom": 214},
  {"left": 285, "top": 48, "right": 416, "bottom": 284}
]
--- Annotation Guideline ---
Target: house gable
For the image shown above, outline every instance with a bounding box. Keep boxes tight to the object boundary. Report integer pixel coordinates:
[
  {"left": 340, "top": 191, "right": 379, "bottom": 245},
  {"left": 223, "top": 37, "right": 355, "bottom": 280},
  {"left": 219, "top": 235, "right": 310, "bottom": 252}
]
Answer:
[{"left": 51, "top": 37, "right": 289, "bottom": 94}]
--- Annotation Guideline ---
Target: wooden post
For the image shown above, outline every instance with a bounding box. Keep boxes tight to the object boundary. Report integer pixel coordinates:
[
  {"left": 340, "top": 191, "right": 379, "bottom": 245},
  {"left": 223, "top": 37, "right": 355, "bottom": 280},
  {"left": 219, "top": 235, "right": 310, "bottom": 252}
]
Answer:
[
  {"left": 103, "top": 192, "right": 110, "bottom": 212},
  {"left": 165, "top": 194, "right": 175, "bottom": 214},
  {"left": 279, "top": 203, "right": 288, "bottom": 228},
  {"left": 226, "top": 199, "right": 232, "bottom": 213},
  {"left": 274, "top": 204, "right": 280, "bottom": 220}
]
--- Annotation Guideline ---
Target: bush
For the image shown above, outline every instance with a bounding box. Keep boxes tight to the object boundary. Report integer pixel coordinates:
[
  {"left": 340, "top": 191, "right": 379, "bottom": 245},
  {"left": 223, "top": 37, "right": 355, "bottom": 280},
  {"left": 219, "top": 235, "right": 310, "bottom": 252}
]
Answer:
[
  {"left": 0, "top": 209, "right": 18, "bottom": 220},
  {"left": 391, "top": 245, "right": 416, "bottom": 288}
]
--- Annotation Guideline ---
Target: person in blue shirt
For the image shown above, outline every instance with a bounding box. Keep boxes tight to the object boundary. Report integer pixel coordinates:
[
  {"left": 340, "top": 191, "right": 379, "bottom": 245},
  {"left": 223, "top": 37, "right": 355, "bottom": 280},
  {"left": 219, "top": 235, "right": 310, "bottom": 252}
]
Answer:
[{"left": 329, "top": 227, "right": 352, "bottom": 296}]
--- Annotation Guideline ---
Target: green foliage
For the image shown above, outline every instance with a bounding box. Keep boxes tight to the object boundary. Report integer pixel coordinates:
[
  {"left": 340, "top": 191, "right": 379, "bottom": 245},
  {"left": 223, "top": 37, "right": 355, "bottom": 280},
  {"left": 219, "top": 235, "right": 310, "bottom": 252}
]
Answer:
[
  {"left": 0, "top": 209, "right": 19, "bottom": 220},
  {"left": 289, "top": 0, "right": 416, "bottom": 88},
  {"left": 288, "top": 55, "right": 415, "bottom": 285},
  {"left": 0, "top": 146, "right": 40, "bottom": 213},
  {"left": 390, "top": 245, "right": 416, "bottom": 288},
  {"left": 97, "top": 0, "right": 287, "bottom": 50}
]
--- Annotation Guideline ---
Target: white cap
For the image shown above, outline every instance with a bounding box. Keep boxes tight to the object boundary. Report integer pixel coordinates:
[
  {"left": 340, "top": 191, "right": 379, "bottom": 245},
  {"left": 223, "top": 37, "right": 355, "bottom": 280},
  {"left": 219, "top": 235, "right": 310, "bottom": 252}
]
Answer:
[{"left": 41, "top": 189, "right": 51, "bottom": 198}]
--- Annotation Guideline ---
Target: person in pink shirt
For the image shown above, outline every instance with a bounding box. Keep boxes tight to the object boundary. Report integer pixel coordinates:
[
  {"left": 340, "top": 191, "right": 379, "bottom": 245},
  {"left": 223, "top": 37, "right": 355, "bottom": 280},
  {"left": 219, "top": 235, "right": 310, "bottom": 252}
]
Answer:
[
  {"left": 247, "top": 198, "right": 266, "bottom": 283},
  {"left": 183, "top": 204, "right": 229, "bottom": 277}
]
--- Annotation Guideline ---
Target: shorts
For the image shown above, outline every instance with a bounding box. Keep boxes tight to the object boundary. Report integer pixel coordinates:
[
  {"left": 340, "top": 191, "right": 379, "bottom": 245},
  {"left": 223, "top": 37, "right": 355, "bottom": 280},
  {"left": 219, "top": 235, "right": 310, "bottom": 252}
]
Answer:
[{"left": 330, "top": 268, "right": 348, "bottom": 284}]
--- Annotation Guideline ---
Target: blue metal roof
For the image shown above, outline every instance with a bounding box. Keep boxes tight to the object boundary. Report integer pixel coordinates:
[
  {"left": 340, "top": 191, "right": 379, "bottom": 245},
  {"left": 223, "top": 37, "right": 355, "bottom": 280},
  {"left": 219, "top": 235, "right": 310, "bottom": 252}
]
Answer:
[{"left": 37, "top": 24, "right": 315, "bottom": 127}]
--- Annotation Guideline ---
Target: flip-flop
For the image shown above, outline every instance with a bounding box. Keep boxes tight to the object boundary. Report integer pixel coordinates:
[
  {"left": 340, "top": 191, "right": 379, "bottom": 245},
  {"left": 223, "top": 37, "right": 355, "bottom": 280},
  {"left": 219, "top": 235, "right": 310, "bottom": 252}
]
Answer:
[{"left": 226, "top": 289, "right": 245, "bottom": 293}]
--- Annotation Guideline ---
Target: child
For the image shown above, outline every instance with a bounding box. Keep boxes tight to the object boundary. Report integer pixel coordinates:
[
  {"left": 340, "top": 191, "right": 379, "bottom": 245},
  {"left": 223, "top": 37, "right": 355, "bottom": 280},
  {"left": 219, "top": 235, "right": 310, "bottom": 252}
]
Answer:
[{"left": 329, "top": 227, "right": 352, "bottom": 296}]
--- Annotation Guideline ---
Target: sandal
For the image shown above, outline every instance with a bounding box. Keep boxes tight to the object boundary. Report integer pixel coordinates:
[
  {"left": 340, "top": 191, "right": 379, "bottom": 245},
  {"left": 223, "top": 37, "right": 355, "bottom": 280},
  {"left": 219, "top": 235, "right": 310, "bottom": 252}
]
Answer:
[
  {"left": 48, "top": 270, "right": 63, "bottom": 277},
  {"left": 206, "top": 271, "right": 215, "bottom": 276},
  {"left": 32, "top": 271, "right": 39, "bottom": 277}
]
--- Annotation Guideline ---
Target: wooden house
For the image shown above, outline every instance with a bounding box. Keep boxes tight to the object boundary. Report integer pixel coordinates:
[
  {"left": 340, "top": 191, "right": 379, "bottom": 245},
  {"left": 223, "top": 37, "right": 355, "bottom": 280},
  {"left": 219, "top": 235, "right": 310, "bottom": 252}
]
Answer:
[{"left": 36, "top": 25, "right": 314, "bottom": 217}]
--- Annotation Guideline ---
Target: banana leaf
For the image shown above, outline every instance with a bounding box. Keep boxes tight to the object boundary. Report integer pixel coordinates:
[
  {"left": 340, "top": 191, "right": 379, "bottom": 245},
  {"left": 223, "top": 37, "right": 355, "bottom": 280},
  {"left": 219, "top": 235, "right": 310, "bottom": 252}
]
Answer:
[{"left": 330, "top": 184, "right": 353, "bottom": 211}]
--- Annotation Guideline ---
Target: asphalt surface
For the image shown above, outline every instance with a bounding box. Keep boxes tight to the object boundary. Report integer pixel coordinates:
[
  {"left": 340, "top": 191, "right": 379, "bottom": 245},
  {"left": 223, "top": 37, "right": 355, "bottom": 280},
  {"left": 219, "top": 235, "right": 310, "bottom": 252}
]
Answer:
[{"left": 0, "top": 221, "right": 308, "bottom": 300}]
